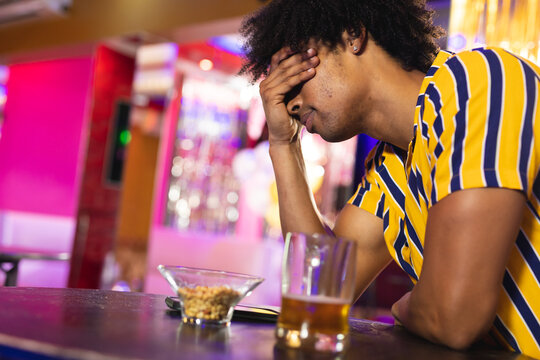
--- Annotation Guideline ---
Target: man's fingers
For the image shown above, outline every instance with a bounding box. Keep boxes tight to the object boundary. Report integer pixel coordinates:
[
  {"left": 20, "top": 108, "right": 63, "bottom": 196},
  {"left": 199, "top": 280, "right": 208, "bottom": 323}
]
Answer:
[
  {"left": 263, "top": 53, "right": 319, "bottom": 93},
  {"left": 260, "top": 67, "right": 316, "bottom": 105},
  {"left": 270, "top": 47, "right": 295, "bottom": 72},
  {"left": 269, "top": 48, "right": 317, "bottom": 73},
  {"left": 262, "top": 56, "right": 317, "bottom": 91}
]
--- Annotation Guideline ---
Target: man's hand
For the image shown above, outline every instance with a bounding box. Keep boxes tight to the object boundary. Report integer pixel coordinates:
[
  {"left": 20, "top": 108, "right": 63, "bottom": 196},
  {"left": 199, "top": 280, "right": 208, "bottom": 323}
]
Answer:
[{"left": 259, "top": 47, "right": 319, "bottom": 145}]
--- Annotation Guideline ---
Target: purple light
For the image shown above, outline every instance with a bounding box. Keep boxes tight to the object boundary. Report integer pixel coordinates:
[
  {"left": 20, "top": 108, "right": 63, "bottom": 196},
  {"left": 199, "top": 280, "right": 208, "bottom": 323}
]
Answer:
[
  {"left": 209, "top": 35, "right": 245, "bottom": 57},
  {"left": 448, "top": 33, "right": 467, "bottom": 51}
]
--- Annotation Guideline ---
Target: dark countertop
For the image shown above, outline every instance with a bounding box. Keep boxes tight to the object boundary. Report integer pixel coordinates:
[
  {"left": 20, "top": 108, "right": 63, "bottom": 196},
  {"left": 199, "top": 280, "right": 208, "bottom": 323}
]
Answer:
[{"left": 0, "top": 287, "right": 532, "bottom": 360}]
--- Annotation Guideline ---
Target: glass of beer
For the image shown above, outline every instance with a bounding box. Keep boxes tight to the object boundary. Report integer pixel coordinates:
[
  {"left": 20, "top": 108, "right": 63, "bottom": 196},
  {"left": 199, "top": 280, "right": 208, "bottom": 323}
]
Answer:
[{"left": 275, "top": 232, "right": 357, "bottom": 353}]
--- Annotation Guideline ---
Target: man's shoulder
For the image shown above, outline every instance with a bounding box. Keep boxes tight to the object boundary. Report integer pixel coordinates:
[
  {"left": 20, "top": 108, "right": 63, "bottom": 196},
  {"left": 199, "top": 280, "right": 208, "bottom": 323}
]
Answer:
[
  {"left": 437, "top": 46, "right": 540, "bottom": 75},
  {"left": 422, "top": 46, "right": 539, "bottom": 101}
]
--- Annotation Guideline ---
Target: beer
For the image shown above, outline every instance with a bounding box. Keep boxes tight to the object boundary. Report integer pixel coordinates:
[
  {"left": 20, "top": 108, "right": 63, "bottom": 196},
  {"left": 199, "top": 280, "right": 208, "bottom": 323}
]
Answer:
[
  {"left": 275, "top": 293, "right": 350, "bottom": 351},
  {"left": 278, "top": 232, "right": 356, "bottom": 352}
]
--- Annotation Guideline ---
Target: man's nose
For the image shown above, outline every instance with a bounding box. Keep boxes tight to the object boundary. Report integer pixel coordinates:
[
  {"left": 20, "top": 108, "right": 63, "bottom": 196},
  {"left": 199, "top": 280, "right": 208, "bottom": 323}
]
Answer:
[{"left": 286, "top": 96, "right": 302, "bottom": 116}]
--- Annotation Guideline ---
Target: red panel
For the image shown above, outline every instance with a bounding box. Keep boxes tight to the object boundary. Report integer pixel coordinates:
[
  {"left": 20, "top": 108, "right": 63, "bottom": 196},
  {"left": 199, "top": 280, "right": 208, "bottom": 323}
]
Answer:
[{"left": 69, "top": 46, "right": 135, "bottom": 289}]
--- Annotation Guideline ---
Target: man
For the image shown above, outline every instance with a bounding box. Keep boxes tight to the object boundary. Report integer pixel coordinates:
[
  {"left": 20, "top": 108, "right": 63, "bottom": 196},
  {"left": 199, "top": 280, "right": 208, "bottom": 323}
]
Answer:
[{"left": 239, "top": 0, "right": 540, "bottom": 358}]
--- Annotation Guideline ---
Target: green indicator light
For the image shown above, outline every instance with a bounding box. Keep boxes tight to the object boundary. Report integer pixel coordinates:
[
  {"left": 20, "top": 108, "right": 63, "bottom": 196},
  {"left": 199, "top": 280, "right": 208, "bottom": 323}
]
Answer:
[{"left": 119, "top": 130, "right": 131, "bottom": 145}]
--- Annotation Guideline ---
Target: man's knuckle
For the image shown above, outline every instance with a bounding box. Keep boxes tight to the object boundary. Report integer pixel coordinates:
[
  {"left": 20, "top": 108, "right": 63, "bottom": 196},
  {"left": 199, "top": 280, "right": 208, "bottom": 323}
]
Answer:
[
  {"left": 286, "top": 77, "right": 297, "bottom": 87},
  {"left": 260, "top": 90, "right": 270, "bottom": 100}
]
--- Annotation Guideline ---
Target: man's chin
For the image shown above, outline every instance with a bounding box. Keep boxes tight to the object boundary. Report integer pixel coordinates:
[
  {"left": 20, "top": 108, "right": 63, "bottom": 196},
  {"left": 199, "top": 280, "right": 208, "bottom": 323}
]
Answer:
[{"left": 319, "top": 131, "right": 355, "bottom": 143}]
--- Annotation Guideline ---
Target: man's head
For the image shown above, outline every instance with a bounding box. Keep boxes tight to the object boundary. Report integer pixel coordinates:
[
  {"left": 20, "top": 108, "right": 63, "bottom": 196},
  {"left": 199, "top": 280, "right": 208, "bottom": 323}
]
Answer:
[{"left": 240, "top": 0, "right": 444, "bottom": 83}]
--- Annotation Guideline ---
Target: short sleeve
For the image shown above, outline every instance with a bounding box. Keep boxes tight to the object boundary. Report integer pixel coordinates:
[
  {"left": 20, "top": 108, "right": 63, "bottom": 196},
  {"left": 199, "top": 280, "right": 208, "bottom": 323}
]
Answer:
[
  {"left": 423, "top": 48, "right": 539, "bottom": 205},
  {"left": 348, "top": 142, "right": 387, "bottom": 219}
]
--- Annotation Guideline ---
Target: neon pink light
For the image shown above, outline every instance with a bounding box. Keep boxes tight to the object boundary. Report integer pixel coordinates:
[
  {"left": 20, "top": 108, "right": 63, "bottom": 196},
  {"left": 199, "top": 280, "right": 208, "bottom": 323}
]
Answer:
[{"left": 0, "top": 57, "right": 93, "bottom": 216}]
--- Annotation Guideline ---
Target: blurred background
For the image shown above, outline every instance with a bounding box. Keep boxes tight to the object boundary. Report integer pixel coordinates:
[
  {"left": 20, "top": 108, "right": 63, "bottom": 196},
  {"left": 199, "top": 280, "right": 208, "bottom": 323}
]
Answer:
[{"left": 0, "top": 0, "right": 537, "bottom": 321}]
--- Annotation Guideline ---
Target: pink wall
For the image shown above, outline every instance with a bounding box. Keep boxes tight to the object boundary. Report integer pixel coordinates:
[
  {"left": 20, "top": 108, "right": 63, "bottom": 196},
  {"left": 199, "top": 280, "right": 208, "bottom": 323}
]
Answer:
[{"left": 0, "top": 57, "right": 93, "bottom": 217}]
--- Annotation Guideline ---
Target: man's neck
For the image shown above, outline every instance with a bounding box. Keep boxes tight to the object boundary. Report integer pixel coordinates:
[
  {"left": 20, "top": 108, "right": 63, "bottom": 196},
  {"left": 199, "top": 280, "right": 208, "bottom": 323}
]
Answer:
[{"left": 361, "top": 43, "right": 427, "bottom": 150}]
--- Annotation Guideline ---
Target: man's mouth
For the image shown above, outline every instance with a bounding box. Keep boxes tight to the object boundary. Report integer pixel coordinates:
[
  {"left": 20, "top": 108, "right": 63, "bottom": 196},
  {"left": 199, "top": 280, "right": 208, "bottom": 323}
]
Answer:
[{"left": 300, "top": 111, "right": 314, "bottom": 132}]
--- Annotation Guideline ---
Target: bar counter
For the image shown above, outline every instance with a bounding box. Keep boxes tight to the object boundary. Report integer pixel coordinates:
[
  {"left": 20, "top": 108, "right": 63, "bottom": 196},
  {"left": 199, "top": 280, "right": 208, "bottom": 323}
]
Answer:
[{"left": 0, "top": 287, "right": 532, "bottom": 359}]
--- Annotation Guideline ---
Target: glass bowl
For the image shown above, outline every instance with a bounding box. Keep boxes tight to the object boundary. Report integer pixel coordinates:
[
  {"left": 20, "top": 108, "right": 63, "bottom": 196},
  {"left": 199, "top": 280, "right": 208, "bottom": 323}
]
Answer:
[{"left": 158, "top": 265, "right": 264, "bottom": 326}]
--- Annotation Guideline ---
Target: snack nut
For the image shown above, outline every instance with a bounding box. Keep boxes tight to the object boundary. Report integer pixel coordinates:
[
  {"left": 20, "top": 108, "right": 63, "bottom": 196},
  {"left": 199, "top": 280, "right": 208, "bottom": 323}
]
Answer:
[{"left": 178, "top": 285, "right": 240, "bottom": 321}]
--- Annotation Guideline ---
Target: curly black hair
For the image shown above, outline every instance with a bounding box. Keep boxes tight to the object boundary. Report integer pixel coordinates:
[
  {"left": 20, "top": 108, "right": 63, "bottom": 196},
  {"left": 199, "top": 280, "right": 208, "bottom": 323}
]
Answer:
[{"left": 239, "top": 0, "right": 445, "bottom": 82}]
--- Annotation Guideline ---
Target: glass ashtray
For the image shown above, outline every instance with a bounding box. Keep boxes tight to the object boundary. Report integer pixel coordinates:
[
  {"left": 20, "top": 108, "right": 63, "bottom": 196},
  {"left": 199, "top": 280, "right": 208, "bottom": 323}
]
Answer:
[{"left": 158, "top": 265, "right": 264, "bottom": 326}]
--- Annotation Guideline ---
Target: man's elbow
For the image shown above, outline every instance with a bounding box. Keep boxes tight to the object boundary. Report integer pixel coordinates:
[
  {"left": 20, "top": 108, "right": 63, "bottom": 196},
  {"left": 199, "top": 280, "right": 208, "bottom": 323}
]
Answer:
[
  {"left": 436, "top": 326, "right": 482, "bottom": 351},
  {"left": 431, "top": 304, "right": 495, "bottom": 351}
]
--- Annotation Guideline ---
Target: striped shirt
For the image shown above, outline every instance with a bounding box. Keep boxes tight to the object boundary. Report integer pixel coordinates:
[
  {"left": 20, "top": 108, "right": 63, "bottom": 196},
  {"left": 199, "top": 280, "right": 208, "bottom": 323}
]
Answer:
[{"left": 349, "top": 47, "right": 540, "bottom": 358}]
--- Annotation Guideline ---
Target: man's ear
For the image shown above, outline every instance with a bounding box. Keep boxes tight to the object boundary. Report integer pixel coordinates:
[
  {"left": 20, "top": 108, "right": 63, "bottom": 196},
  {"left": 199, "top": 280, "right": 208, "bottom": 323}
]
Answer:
[{"left": 344, "top": 26, "right": 367, "bottom": 55}]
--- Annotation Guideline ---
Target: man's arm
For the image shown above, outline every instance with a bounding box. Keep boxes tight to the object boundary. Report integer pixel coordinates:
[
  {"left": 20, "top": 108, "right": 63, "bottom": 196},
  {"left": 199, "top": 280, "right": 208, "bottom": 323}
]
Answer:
[
  {"left": 270, "top": 143, "right": 391, "bottom": 297},
  {"left": 261, "top": 47, "right": 390, "bottom": 296},
  {"left": 268, "top": 141, "right": 327, "bottom": 235},
  {"left": 260, "top": 47, "right": 324, "bottom": 235},
  {"left": 334, "top": 204, "right": 392, "bottom": 300},
  {"left": 392, "top": 187, "right": 525, "bottom": 349}
]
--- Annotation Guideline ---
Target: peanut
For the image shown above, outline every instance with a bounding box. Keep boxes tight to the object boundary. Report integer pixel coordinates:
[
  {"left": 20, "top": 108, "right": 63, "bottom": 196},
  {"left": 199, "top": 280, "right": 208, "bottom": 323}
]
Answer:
[{"left": 178, "top": 285, "right": 240, "bottom": 321}]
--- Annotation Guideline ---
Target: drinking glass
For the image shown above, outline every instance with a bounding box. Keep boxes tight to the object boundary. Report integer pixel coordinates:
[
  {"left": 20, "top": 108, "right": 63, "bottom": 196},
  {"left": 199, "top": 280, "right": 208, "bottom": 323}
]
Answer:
[{"left": 275, "top": 232, "right": 357, "bottom": 353}]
